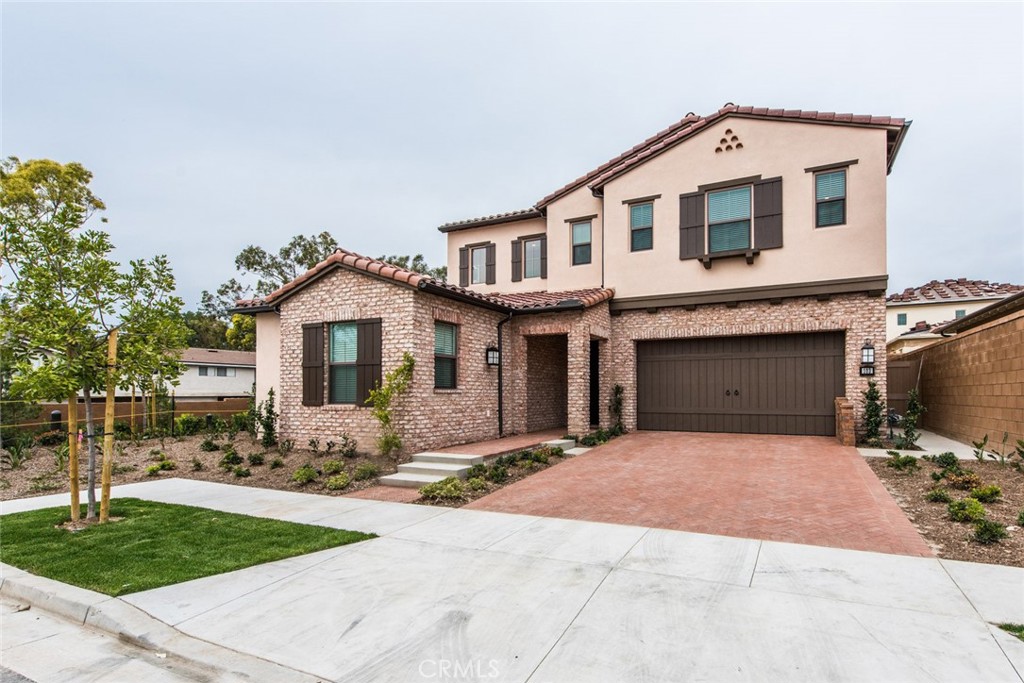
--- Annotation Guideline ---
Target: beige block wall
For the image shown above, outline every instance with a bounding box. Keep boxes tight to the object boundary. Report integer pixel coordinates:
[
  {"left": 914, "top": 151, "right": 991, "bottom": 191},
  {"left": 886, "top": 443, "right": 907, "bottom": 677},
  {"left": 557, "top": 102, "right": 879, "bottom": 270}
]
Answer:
[
  {"left": 908, "top": 309, "right": 1024, "bottom": 446},
  {"left": 608, "top": 293, "right": 886, "bottom": 435}
]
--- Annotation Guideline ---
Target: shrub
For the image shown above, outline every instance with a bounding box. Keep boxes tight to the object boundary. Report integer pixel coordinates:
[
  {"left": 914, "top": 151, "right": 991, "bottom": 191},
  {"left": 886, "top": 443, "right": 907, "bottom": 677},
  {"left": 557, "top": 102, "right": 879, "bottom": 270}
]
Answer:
[
  {"left": 595, "top": 429, "right": 610, "bottom": 443},
  {"left": 486, "top": 466, "right": 509, "bottom": 484},
  {"left": 353, "top": 463, "right": 380, "bottom": 481},
  {"left": 0, "top": 433, "right": 33, "bottom": 470},
  {"left": 233, "top": 466, "right": 251, "bottom": 478},
  {"left": 563, "top": 434, "right": 578, "bottom": 442},
  {"left": 113, "top": 420, "right": 132, "bottom": 440},
  {"left": 175, "top": 413, "right": 203, "bottom": 436},
  {"left": 969, "top": 485, "right": 1001, "bottom": 503},
  {"left": 419, "top": 476, "right": 466, "bottom": 501},
  {"left": 145, "top": 464, "right": 162, "bottom": 476},
  {"left": 337, "top": 434, "right": 357, "bottom": 458},
  {"left": 608, "top": 383, "right": 625, "bottom": 433},
  {"left": 933, "top": 452, "right": 960, "bottom": 469},
  {"left": 531, "top": 446, "right": 562, "bottom": 463},
  {"left": 493, "top": 454, "right": 518, "bottom": 468},
  {"left": 972, "top": 434, "right": 989, "bottom": 462},
  {"left": 292, "top": 464, "right": 318, "bottom": 485},
  {"left": 192, "top": 457, "right": 204, "bottom": 471},
  {"left": 232, "top": 411, "right": 253, "bottom": 435},
  {"left": 248, "top": 453, "right": 265, "bottom": 466},
  {"left": 308, "top": 438, "right": 320, "bottom": 453},
  {"left": 278, "top": 439, "right": 295, "bottom": 455},
  {"left": 269, "top": 457, "right": 285, "bottom": 470},
  {"left": 466, "top": 464, "right": 487, "bottom": 479},
  {"left": 157, "top": 458, "right": 176, "bottom": 471},
  {"left": 862, "top": 380, "right": 885, "bottom": 442},
  {"left": 368, "top": 352, "right": 415, "bottom": 458},
  {"left": 322, "top": 459, "right": 345, "bottom": 475},
  {"left": 218, "top": 452, "right": 244, "bottom": 469},
  {"left": 325, "top": 473, "right": 351, "bottom": 490},
  {"left": 53, "top": 443, "right": 69, "bottom": 470},
  {"left": 895, "top": 389, "right": 925, "bottom": 449},
  {"left": 945, "top": 470, "right": 982, "bottom": 491},
  {"left": 200, "top": 438, "right": 220, "bottom": 452},
  {"left": 149, "top": 449, "right": 165, "bottom": 460},
  {"left": 257, "top": 388, "right": 279, "bottom": 448},
  {"left": 925, "top": 488, "right": 951, "bottom": 503},
  {"left": 467, "top": 476, "right": 487, "bottom": 491},
  {"left": 1018, "top": 509, "right": 1024, "bottom": 527},
  {"left": 579, "top": 434, "right": 599, "bottom": 447},
  {"left": 885, "top": 451, "right": 919, "bottom": 472},
  {"left": 973, "top": 519, "right": 1008, "bottom": 545},
  {"left": 948, "top": 498, "right": 986, "bottom": 523},
  {"left": 35, "top": 430, "right": 64, "bottom": 447}
]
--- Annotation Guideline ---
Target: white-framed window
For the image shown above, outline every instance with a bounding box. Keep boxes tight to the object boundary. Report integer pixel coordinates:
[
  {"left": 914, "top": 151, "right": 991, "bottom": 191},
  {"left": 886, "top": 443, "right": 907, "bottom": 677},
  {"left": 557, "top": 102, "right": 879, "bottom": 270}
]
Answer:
[
  {"left": 523, "top": 238, "right": 543, "bottom": 278},
  {"left": 471, "top": 246, "right": 488, "bottom": 284},
  {"left": 198, "top": 366, "right": 208, "bottom": 376}
]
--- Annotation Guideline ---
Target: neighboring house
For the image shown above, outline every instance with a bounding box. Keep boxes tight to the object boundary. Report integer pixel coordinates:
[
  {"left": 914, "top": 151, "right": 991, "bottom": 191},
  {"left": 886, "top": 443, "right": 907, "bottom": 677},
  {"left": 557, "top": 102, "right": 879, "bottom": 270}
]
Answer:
[
  {"left": 885, "top": 279, "right": 1022, "bottom": 342},
  {"left": 164, "top": 348, "right": 256, "bottom": 401},
  {"left": 235, "top": 104, "right": 911, "bottom": 453},
  {"left": 887, "top": 321, "right": 945, "bottom": 356}
]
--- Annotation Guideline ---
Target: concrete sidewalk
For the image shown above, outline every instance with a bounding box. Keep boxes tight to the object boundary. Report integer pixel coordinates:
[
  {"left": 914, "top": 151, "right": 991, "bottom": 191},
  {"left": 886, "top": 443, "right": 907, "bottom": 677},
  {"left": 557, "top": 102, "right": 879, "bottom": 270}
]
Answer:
[
  {"left": 859, "top": 429, "right": 981, "bottom": 460},
  {"left": 2, "top": 479, "right": 1023, "bottom": 682}
]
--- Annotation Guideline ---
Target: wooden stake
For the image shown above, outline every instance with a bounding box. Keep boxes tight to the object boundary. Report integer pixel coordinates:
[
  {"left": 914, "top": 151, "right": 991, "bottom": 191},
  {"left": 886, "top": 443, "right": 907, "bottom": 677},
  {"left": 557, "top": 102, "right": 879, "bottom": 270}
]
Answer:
[
  {"left": 68, "top": 393, "right": 80, "bottom": 521},
  {"left": 130, "top": 385, "right": 136, "bottom": 436},
  {"left": 151, "top": 385, "right": 157, "bottom": 432},
  {"left": 99, "top": 328, "right": 118, "bottom": 523}
]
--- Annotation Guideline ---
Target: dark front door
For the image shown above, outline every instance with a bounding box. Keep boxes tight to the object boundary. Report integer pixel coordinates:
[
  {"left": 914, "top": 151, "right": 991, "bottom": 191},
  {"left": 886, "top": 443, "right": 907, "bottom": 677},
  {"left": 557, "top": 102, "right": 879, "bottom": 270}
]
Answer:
[
  {"left": 589, "top": 339, "right": 600, "bottom": 427},
  {"left": 636, "top": 332, "right": 845, "bottom": 436}
]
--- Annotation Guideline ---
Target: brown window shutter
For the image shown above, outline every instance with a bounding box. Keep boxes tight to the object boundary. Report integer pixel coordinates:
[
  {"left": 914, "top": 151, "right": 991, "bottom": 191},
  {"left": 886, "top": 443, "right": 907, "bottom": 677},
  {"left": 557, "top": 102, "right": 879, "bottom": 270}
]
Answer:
[
  {"left": 679, "top": 192, "right": 705, "bottom": 260},
  {"left": 511, "top": 239, "right": 522, "bottom": 282},
  {"left": 540, "top": 237, "right": 548, "bottom": 279},
  {"left": 301, "top": 323, "right": 324, "bottom": 406},
  {"left": 754, "top": 177, "right": 783, "bottom": 250},
  {"left": 458, "top": 247, "right": 469, "bottom": 287},
  {"left": 355, "top": 320, "right": 382, "bottom": 405},
  {"left": 485, "top": 244, "right": 496, "bottom": 284}
]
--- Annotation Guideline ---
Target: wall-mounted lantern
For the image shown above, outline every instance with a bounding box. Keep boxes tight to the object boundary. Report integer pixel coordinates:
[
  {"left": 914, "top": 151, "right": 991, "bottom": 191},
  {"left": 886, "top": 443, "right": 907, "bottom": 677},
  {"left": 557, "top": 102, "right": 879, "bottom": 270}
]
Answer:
[
  {"left": 860, "top": 340, "right": 876, "bottom": 376},
  {"left": 486, "top": 346, "right": 500, "bottom": 367}
]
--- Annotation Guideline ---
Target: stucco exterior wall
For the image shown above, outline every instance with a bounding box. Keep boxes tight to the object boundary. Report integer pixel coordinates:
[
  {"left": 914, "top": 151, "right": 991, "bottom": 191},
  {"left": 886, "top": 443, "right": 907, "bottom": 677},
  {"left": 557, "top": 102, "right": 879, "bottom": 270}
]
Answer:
[
  {"left": 608, "top": 293, "right": 886, "bottom": 435},
  {"left": 886, "top": 299, "right": 1000, "bottom": 341},
  {"left": 255, "top": 313, "right": 281, "bottom": 404},
  {"left": 444, "top": 217, "right": 549, "bottom": 294}
]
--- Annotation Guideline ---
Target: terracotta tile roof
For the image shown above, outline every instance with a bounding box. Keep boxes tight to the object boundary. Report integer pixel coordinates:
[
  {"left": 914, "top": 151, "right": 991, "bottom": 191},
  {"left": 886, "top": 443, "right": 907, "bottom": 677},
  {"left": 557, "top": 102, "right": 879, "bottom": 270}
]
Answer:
[
  {"left": 232, "top": 248, "right": 613, "bottom": 314},
  {"left": 438, "top": 208, "right": 543, "bottom": 233},
  {"left": 180, "top": 348, "right": 256, "bottom": 366},
  {"left": 886, "top": 279, "right": 1024, "bottom": 304},
  {"left": 536, "top": 103, "right": 909, "bottom": 208}
]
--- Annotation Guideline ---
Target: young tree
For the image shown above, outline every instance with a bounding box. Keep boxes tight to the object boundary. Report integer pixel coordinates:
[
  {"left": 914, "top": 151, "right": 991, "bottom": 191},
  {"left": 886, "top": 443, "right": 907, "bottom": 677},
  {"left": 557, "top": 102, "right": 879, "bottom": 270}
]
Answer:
[
  {"left": 376, "top": 253, "right": 447, "bottom": 281},
  {"left": 179, "top": 311, "right": 229, "bottom": 349},
  {"left": 225, "top": 313, "right": 256, "bottom": 351},
  {"left": 1, "top": 157, "right": 189, "bottom": 520}
]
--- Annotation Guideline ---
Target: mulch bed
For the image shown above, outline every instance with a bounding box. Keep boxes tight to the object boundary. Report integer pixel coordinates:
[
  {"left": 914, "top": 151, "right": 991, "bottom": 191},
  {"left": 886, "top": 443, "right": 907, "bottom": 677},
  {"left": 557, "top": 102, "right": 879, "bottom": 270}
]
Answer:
[
  {"left": 414, "top": 451, "right": 577, "bottom": 508},
  {"left": 868, "top": 457, "right": 1024, "bottom": 567}
]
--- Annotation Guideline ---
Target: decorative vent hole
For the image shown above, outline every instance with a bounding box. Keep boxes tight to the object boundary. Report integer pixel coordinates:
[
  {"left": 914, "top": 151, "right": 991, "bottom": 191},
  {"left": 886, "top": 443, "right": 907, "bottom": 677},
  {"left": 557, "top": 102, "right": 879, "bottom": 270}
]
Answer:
[
  {"left": 715, "top": 147, "right": 723, "bottom": 153},
  {"left": 735, "top": 143, "right": 743, "bottom": 149},
  {"left": 730, "top": 136, "right": 738, "bottom": 142},
  {"left": 725, "top": 145, "right": 733, "bottom": 151},
  {"left": 720, "top": 138, "right": 728, "bottom": 144},
  {"left": 715, "top": 129, "right": 743, "bottom": 153},
  {"left": 725, "top": 129, "right": 733, "bottom": 135}
]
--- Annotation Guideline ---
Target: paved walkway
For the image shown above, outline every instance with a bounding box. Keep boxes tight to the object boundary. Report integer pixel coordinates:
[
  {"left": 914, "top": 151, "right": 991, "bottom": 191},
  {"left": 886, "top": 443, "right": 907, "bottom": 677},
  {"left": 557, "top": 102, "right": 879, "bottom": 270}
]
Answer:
[
  {"left": 859, "top": 429, "right": 980, "bottom": 460},
  {"left": 468, "top": 431, "right": 932, "bottom": 556},
  {"left": 436, "top": 428, "right": 565, "bottom": 456},
  {"left": 2, "top": 479, "right": 1021, "bottom": 682}
]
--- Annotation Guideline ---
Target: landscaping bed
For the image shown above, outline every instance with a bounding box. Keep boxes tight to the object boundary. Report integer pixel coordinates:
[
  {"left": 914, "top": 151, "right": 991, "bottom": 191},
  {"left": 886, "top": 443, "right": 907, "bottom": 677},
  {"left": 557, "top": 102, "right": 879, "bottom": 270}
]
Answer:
[{"left": 868, "top": 454, "right": 1024, "bottom": 567}]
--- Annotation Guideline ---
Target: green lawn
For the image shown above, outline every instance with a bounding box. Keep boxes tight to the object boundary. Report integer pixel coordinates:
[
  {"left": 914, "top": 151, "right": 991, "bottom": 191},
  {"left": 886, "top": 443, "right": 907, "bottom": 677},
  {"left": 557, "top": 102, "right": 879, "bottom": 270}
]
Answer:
[{"left": 0, "top": 498, "right": 374, "bottom": 596}]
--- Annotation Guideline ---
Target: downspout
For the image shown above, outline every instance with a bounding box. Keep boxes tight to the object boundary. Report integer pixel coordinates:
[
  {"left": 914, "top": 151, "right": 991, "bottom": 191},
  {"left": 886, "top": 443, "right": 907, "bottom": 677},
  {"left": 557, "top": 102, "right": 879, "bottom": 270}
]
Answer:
[{"left": 496, "top": 311, "right": 513, "bottom": 436}]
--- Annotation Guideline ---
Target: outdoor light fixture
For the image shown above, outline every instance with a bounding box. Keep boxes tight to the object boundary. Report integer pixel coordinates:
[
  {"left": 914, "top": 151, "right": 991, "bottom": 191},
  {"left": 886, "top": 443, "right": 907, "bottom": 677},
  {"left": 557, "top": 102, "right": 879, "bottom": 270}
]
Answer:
[
  {"left": 860, "top": 340, "right": 876, "bottom": 376},
  {"left": 486, "top": 346, "right": 500, "bottom": 367}
]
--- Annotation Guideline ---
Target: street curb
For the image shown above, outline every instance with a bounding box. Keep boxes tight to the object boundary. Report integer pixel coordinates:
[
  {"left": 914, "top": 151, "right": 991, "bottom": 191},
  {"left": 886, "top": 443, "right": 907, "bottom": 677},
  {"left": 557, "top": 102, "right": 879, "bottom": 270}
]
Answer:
[{"left": 0, "top": 564, "right": 324, "bottom": 682}]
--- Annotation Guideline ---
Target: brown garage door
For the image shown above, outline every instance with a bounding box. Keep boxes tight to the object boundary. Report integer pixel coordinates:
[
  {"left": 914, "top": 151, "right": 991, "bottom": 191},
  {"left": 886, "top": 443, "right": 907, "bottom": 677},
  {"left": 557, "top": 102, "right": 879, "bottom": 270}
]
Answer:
[{"left": 636, "top": 332, "right": 845, "bottom": 436}]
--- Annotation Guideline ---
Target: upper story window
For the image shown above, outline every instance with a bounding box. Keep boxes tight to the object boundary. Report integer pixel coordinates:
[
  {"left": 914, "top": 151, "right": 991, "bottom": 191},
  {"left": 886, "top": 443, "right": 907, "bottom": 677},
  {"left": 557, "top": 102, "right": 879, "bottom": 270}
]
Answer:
[
  {"left": 815, "top": 170, "right": 847, "bottom": 227},
  {"left": 897, "top": 313, "right": 907, "bottom": 326},
  {"left": 471, "top": 246, "right": 488, "bottom": 284},
  {"left": 459, "top": 243, "right": 495, "bottom": 287},
  {"left": 511, "top": 235, "right": 546, "bottom": 282},
  {"left": 630, "top": 202, "right": 654, "bottom": 251},
  {"left": 707, "top": 186, "right": 751, "bottom": 253},
  {"left": 571, "top": 221, "right": 592, "bottom": 265},
  {"left": 198, "top": 366, "right": 235, "bottom": 377},
  {"left": 434, "top": 322, "right": 458, "bottom": 389},
  {"left": 524, "top": 238, "right": 543, "bottom": 278},
  {"left": 955, "top": 309, "right": 966, "bottom": 319}
]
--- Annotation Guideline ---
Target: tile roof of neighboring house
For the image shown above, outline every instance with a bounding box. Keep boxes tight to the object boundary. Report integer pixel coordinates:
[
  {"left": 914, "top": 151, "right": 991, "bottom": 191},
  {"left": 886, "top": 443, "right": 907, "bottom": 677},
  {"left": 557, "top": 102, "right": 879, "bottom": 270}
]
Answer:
[
  {"left": 934, "top": 290, "right": 1024, "bottom": 335},
  {"left": 180, "top": 348, "right": 256, "bottom": 366},
  {"left": 534, "top": 103, "right": 910, "bottom": 209},
  {"left": 438, "top": 208, "right": 543, "bottom": 233},
  {"left": 886, "top": 279, "right": 1024, "bottom": 304},
  {"left": 231, "top": 248, "right": 613, "bottom": 314},
  {"left": 898, "top": 320, "right": 949, "bottom": 336}
]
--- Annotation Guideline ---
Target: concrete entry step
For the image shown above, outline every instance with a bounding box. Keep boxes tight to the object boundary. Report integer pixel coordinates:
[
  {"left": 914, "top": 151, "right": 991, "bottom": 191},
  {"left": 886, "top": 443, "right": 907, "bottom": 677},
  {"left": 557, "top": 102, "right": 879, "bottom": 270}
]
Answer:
[
  {"left": 563, "top": 447, "right": 592, "bottom": 456},
  {"left": 542, "top": 439, "right": 577, "bottom": 451},
  {"left": 397, "top": 462, "right": 472, "bottom": 478},
  {"left": 409, "top": 452, "right": 485, "bottom": 466},
  {"left": 378, "top": 472, "right": 448, "bottom": 488}
]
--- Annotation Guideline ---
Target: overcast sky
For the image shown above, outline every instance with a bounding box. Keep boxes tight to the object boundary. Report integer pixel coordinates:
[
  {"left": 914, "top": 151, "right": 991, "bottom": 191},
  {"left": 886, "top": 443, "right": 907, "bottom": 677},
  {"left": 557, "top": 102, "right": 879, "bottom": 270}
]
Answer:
[{"left": 3, "top": 2, "right": 1021, "bottom": 308}]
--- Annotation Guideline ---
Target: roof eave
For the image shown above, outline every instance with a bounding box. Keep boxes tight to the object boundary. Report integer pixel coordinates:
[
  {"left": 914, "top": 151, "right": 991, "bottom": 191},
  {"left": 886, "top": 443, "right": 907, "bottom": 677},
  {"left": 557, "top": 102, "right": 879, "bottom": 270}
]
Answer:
[{"left": 437, "top": 209, "right": 544, "bottom": 234}]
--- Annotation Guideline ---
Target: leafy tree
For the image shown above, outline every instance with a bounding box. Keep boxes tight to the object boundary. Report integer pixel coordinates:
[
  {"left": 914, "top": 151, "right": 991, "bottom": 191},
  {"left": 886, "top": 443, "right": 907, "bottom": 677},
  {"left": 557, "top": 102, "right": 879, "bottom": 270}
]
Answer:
[
  {"left": 180, "top": 311, "right": 229, "bottom": 349},
  {"left": 376, "top": 253, "right": 447, "bottom": 281},
  {"left": 1, "top": 157, "right": 189, "bottom": 519},
  {"left": 862, "top": 380, "right": 885, "bottom": 444},
  {"left": 225, "top": 313, "right": 256, "bottom": 351}
]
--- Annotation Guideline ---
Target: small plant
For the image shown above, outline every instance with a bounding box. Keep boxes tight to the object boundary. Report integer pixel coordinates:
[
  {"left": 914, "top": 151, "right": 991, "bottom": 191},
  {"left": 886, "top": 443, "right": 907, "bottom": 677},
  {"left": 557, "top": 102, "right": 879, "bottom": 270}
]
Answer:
[
  {"left": 174, "top": 413, "right": 203, "bottom": 436},
  {"left": 486, "top": 465, "right": 509, "bottom": 484},
  {"left": 308, "top": 438, "right": 320, "bottom": 453},
  {"left": 1, "top": 433, "right": 34, "bottom": 470},
  {"left": 529, "top": 450, "right": 549, "bottom": 465},
  {"left": 145, "top": 464, "right": 162, "bottom": 476},
  {"left": 932, "top": 452, "right": 960, "bottom": 470},
  {"left": 192, "top": 457, "right": 204, "bottom": 471},
  {"left": 270, "top": 457, "right": 285, "bottom": 470},
  {"left": 968, "top": 485, "right": 1001, "bottom": 503},
  {"left": 225, "top": 420, "right": 239, "bottom": 442},
  {"left": 972, "top": 434, "right": 989, "bottom": 462},
  {"left": 595, "top": 428, "right": 610, "bottom": 443},
  {"left": 895, "top": 390, "right": 925, "bottom": 449},
  {"left": 973, "top": 519, "right": 1008, "bottom": 545},
  {"left": 945, "top": 470, "right": 982, "bottom": 491},
  {"left": 608, "top": 383, "right": 625, "bottom": 434},
  {"left": 862, "top": 380, "right": 885, "bottom": 443},
  {"left": 925, "top": 488, "right": 951, "bottom": 503},
  {"left": 233, "top": 466, "right": 251, "bottom": 478},
  {"left": 353, "top": 462, "right": 380, "bottom": 481},
  {"left": 232, "top": 411, "right": 253, "bottom": 436},
  {"left": 562, "top": 434, "right": 578, "bottom": 442},
  {"left": 200, "top": 438, "right": 220, "bottom": 452},
  {"left": 53, "top": 443, "right": 70, "bottom": 471},
  {"left": 885, "top": 451, "right": 919, "bottom": 472},
  {"left": 1018, "top": 509, "right": 1024, "bottom": 527},
  {"left": 322, "top": 459, "right": 345, "bottom": 475},
  {"left": 292, "top": 464, "right": 318, "bottom": 485},
  {"left": 34, "top": 430, "right": 64, "bottom": 447},
  {"left": 325, "top": 440, "right": 336, "bottom": 455},
  {"left": 985, "top": 432, "right": 1011, "bottom": 466},
  {"left": 157, "top": 458, "right": 176, "bottom": 471},
  {"left": 579, "top": 434, "right": 599, "bottom": 447},
  {"left": 337, "top": 434, "right": 357, "bottom": 458},
  {"left": 278, "top": 439, "right": 295, "bottom": 455},
  {"left": 248, "top": 453, "right": 265, "bottom": 466},
  {"left": 218, "top": 452, "right": 244, "bottom": 469},
  {"left": 467, "top": 476, "right": 487, "bottom": 491},
  {"left": 493, "top": 454, "right": 518, "bottom": 468},
  {"left": 998, "top": 623, "right": 1024, "bottom": 643},
  {"left": 948, "top": 498, "right": 986, "bottom": 523},
  {"left": 325, "top": 473, "right": 350, "bottom": 490},
  {"left": 368, "top": 352, "right": 415, "bottom": 459},
  {"left": 257, "top": 388, "right": 279, "bottom": 449},
  {"left": 112, "top": 462, "right": 136, "bottom": 475},
  {"left": 419, "top": 476, "right": 466, "bottom": 501},
  {"left": 466, "top": 464, "right": 487, "bottom": 479}
]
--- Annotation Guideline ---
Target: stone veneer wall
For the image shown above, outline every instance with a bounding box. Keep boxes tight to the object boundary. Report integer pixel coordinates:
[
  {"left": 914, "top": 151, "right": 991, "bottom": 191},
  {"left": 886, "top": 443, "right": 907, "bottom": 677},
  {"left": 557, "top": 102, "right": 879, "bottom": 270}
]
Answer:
[
  {"left": 525, "top": 336, "right": 568, "bottom": 431},
  {"left": 277, "top": 267, "right": 504, "bottom": 456},
  {"left": 608, "top": 292, "right": 886, "bottom": 436}
]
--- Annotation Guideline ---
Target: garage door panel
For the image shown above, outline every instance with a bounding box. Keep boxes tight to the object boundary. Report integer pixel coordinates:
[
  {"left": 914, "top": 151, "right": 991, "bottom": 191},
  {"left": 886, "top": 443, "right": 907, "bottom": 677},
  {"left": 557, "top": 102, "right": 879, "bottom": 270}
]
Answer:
[{"left": 636, "top": 332, "right": 845, "bottom": 436}]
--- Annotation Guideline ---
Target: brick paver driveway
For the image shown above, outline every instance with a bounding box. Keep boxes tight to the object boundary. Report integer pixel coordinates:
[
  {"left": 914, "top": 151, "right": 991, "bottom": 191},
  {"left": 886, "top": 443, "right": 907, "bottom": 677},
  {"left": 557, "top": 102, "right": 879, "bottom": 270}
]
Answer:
[{"left": 467, "top": 431, "right": 932, "bottom": 556}]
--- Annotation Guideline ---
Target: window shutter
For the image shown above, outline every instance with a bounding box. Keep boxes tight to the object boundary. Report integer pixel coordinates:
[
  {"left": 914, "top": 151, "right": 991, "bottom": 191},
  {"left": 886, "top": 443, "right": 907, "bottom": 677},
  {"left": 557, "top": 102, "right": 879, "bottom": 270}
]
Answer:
[
  {"left": 458, "top": 247, "right": 469, "bottom": 287},
  {"left": 302, "top": 324, "right": 324, "bottom": 406},
  {"left": 540, "top": 237, "right": 548, "bottom": 279},
  {"left": 511, "top": 240, "right": 522, "bottom": 282},
  {"left": 679, "top": 192, "right": 705, "bottom": 260},
  {"left": 355, "top": 320, "right": 382, "bottom": 405},
  {"left": 485, "top": 244, "right": 496, "bottom": 284},
  {"left": 753, "top": 177, "right": 783, "bottom": 250}
]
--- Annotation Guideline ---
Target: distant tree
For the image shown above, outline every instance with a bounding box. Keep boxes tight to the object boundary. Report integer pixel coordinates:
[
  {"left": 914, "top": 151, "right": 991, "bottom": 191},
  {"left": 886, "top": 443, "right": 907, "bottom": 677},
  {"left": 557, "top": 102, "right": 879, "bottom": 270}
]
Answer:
[
  {"left": 225, "top": 314, "right": 256, "bottom": 351},
  {"left": 377, "top": 253, "right": 447, "bottom": 282},
  {"left": 180, "top": 311, "right": 229, "bottom": 349}
]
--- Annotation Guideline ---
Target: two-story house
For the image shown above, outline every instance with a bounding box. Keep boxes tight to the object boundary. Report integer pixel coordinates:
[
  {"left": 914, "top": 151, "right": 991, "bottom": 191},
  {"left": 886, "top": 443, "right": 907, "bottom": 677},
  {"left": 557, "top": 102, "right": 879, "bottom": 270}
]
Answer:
[{"left": 235, "top": 104, "right": 910, "bottom": 453}]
